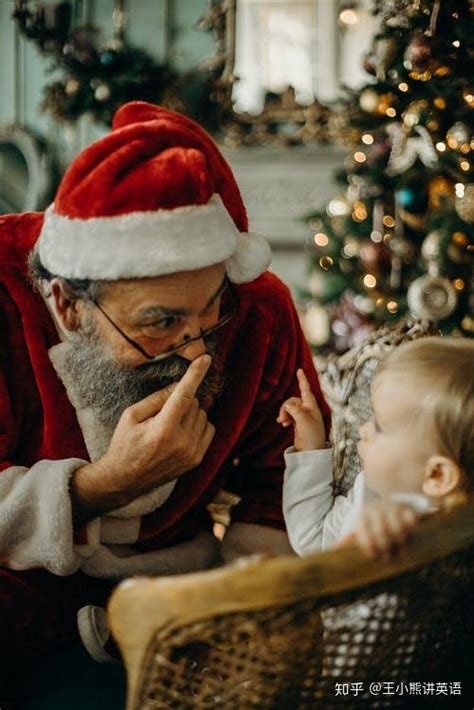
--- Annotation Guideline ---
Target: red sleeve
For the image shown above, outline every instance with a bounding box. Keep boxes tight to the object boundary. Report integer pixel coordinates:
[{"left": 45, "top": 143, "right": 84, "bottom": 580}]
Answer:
[{"left": 226, "top": 278, "right": 330, "bottom": 530}]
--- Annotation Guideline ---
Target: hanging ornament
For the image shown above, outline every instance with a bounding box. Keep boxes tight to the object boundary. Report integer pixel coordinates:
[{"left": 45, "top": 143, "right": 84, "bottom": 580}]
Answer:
[
  {"left": 373, "top": 37, "right": 398, "bottom": 81},
  {"left": 407, "top": 275, "right": 458, "bottom": 321},
  {"left": 386, "top": 124, "right": 438, "bottom": 176},
  {"left": 363, "top": 52, "right": 377, "bottom": 76},
  {"left": 404, "top": 33, "right": 433, "bottom": 71},
  {"left": 395, "top": 183, "right": 428, "bottom": 216},
  {"left": 446, "top": 122, "right": 471, "bottom": 151},
  {"left": 428, "top": 176, "right": 455, "bottom": 208},
  {"left": 421, "top": 230, "right": 445, "bottom": 261},
  {"left": 455, "top": 184, "right": 474, "bottom": 223},
  {"left": 359, "top": 240, "right": 386, "bottom": 271},
  {"left": 302, "top": 304, "right": 331, "bottom": 346},
  {"left": 408, "top": 226, "right": 458, "bottom": 322}
]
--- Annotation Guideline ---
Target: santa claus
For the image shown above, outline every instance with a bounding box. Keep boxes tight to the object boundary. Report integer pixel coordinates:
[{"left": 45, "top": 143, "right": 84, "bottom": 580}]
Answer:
[{"left": 0, "top": 102, "right": 330, "bottom": 679}]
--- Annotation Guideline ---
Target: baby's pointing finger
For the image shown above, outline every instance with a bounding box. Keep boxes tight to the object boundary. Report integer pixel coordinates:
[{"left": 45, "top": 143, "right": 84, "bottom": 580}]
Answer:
[{"left": 297, "top": 369, "right": 317, "bottom": 408}]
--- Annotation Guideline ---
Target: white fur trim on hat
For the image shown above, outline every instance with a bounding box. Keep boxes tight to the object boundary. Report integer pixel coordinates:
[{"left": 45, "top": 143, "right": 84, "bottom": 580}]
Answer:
[
  {"left": 225, "top": 232, "right": 272, "bottom": 284},
  {"left": 37, "top": 194, "right": 271, "bottom": 283}
]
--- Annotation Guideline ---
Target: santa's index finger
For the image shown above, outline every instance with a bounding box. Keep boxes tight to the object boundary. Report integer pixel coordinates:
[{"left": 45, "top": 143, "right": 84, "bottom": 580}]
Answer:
[
  {"left": 159, "top": 355, "right": 211, "bottom": 422},
  {"left": 297, "top": 369, "right": 317, "bottom": 408}
]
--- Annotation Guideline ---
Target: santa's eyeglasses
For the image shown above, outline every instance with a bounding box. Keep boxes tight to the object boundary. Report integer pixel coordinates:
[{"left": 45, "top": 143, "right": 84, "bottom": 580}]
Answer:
[{"left": 91, "top": 278, "right": 239, "bottom": 363}]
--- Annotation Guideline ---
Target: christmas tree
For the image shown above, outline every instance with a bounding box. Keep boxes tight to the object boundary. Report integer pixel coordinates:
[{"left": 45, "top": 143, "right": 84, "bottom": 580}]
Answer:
[{"left": 303, "top": 0, "right": 473, "bottom": 353}]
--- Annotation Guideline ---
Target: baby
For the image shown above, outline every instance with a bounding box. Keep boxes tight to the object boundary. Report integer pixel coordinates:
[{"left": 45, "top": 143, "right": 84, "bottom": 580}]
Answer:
[{"left": 279, "top": 337, "right": 474, "bottom": 558}]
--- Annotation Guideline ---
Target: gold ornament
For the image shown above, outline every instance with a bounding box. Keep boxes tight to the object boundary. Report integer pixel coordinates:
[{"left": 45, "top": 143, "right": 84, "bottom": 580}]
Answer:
[
  {"left": 428, "top": 176, "right": 454, "bottom": 208},
  {"left": 407, "top": 275, "right": 458, "bottom": 321},
  {"left": 455, "top": 184, "right": 474, "bottom": 223}
]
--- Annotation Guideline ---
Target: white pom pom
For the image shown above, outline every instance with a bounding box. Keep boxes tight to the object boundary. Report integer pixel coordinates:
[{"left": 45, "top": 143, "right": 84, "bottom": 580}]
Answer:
[{"left": 225, "top": 232, "right": 272, "bottom": 283}]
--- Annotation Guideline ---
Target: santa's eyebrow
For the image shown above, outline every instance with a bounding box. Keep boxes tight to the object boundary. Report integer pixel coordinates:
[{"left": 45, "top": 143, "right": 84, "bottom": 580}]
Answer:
[{"left": 135, "top": 277, "right": 227, "bottom": 321}]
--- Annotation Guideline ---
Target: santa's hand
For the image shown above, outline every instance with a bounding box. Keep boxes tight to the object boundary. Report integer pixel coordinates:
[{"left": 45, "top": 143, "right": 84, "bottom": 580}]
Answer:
[
  {"left": 277, "top": 369, "right": 326, "bottom": 451},
  {"left": 71, "top": 355, "right": 215, "bottom": 522},
  {"left": 340, "top": 500, "right": 421, "bottom": 559}
]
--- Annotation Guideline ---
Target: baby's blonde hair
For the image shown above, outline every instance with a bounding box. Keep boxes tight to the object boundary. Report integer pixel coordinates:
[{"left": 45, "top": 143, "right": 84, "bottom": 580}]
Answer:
[{"left": 376, "top": 337, "right": 474, "bottom": 477}]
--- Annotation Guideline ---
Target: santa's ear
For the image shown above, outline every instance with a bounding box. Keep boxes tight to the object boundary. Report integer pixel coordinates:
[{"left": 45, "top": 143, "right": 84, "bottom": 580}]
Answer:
[
  {"left": 422, "top": 455, "right": 462, "bottom": 498},
  {"left": 50, "top": 278, "right": 82, "bottom": 331}
]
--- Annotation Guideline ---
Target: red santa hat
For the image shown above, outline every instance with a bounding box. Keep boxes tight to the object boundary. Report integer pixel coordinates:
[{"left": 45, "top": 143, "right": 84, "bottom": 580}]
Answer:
[{"left": 37, "top": 102, "right": 271, "bottom": 283}]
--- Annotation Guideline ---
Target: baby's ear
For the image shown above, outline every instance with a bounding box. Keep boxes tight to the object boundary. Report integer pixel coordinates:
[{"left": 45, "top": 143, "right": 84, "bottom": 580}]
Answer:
[{"left": 422, "top": 455, "right": 462, "bottom": 498}]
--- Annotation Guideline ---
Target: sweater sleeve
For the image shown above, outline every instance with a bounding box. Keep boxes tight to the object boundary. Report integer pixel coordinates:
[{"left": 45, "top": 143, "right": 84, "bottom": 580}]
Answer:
[{"left": 283, "top": 447, "right": 359, "bottom": 554}]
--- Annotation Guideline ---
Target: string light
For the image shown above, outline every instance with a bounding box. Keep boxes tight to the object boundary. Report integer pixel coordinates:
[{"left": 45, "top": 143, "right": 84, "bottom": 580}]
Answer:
[
  {"left": 434, "top": 97, "right": 446, "bottom": 109},
  {"left": 314, "top": 232, "right": 329, "bottom": 247},
  {"left": 387, "top": 301, "right": 399, "bottom": 314},
  {"left": 319, "top": 256, "right": 333, "bottom": 270},
  {"left": 362, "top": 133, "right": 374, "bottom": 145},
  {"left": 339, "top": 8, "right": 359, "bottom": 26},
  {"left": 383, "top": 215, "right": 395, "bottom": 228},
  {"left": 455, "top": 183, "right": 465, "bottom": 197},
  {"left": 398, "top": 82, "right": 409, "bottom": 92},
  {"left": 386, "top": 107, "right": 397, "bottom": 118},
  {"left": 370, "top": 230, "right": 382, "bottom": 243},
  {"left": 354, "top": 151, "right": 367, "bottom": 163},
  {"left": 454, "top": 279, "right": 465, "bottom": 290},
  {"left": 460, "top": 160, "right": 470, "bottom": 171},
  {"left": 436, "top": 142, "right": 446, "bottom": 152},
  {"left": 376, "top": 298, "right": 385, "bottom": 308},
  {"left": 363, "top": 274, "right": 377, "bottom": 288},
  {"left": 452, "top": 40, "right": 461, "bottom": 48},
  {"left": 353, "top": 207, "right": 368, "bottom": 221}
]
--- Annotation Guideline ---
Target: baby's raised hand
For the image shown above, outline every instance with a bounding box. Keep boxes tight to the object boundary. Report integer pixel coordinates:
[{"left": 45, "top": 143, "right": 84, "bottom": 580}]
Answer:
[{"left": 277, "top": 369, "right": 326, "bottom": 451}]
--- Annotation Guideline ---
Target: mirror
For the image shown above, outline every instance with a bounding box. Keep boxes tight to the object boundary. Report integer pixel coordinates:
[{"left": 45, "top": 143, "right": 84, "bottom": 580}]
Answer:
[
  {"left": 200, "top": 0, "right": 341, "bottom": 146},
  {"left": 0, "top": 126, "right": 57, "bottom": 214}
]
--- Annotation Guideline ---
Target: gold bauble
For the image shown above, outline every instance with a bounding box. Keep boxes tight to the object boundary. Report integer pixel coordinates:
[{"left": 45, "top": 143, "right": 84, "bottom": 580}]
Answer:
[
  {"left": 428, "top": 176, "right": 455, "bottom": 208},
  {"left": 455, "top": 184, "right": 474, "bottom": 223}
]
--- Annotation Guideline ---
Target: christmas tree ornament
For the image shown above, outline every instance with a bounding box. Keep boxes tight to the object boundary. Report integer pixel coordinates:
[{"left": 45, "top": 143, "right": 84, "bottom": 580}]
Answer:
[
  {"left": 363, "top": 52, "right": 377, "bottom": 76},
  {"left": 373, "top": 37, "right": 398, "bottom": 81},
  {"left": 455, "top": 184, "right": 474, "bottom": 223},
  {"left": 428, "top": 176, "right": 455, "bottom": 208},
  {"left": 446, "top": 122, "right": 471, "bottom": 150},
  {"left": 407, "top": 274, "right": 458, "bottom": 321},
  {"left": 421, "top": 230, "right": 445, "bottom": 261},
  {"left": 395, "top": 183, "right": 428, "bottom": 215},
  {"left": 404, "top": 33, "right": 432, "bottom": 71},
  {"left": 359, "top": 240, "right": 385, "bottom": 271},
  {"left": 387, "top": 123, "right": 437, "bottom": 175}
]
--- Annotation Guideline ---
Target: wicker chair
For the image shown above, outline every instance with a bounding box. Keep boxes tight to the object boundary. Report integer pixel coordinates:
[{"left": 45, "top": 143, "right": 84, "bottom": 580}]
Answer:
[{"left": 109, "top": 494, "right": 474, "bottom": 709}]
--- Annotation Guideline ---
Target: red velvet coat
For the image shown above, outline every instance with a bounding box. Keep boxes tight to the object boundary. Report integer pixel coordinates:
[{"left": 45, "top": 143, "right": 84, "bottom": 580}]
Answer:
[{"left": 0, "top": 211, "right": 331, "bottom": 552}]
